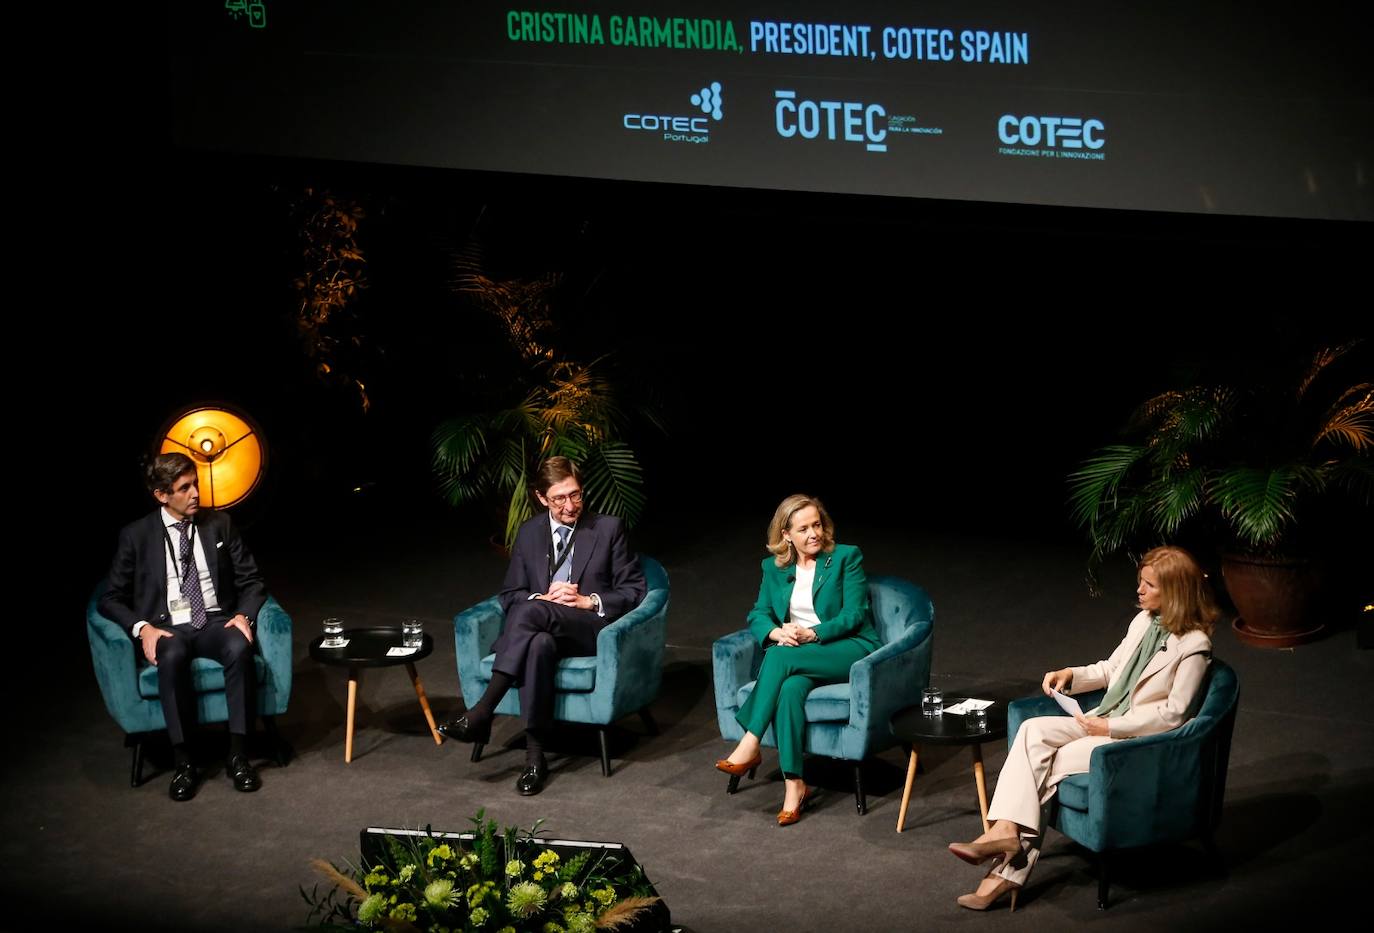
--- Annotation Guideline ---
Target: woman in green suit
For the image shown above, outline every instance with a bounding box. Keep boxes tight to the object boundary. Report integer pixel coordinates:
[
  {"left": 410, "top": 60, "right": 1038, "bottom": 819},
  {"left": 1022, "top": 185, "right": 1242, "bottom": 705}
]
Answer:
[{"left": 716, "top": 494, "right": 882, "bottom": 825}]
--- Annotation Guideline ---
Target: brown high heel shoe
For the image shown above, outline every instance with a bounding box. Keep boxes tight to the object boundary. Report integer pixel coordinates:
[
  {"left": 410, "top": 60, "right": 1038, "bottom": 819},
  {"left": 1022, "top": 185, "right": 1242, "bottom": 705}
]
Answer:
[
  {"left": 776, "top": 785, "right": 814, "bottom": 826},
  {"left": 715, "top": 753, "right": 763, "bottom": 794},
  {"left": 956, "top": 878, "right": 1020, "bottom": 911},
  {"left": 947, "top": 837, "right": 1021, "bottom": 865}
]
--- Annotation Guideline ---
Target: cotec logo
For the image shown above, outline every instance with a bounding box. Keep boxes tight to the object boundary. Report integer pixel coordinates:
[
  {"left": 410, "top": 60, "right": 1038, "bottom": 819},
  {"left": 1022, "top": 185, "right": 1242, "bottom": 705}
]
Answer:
[
  {"left": 624, "top": 82, "right": 723, "bottom": 144},
  {"left": 998, "top": 115, "right": 1104, "bottom": 150},
  {"left": 775, "top": 91, "right": 888, "bottom": 153}
]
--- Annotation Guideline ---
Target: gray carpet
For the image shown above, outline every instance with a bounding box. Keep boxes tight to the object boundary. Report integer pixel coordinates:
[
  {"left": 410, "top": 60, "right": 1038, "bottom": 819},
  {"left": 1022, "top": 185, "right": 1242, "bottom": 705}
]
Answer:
[{"left": 9, "top": 514, "right": 1371, "bottom": 931}]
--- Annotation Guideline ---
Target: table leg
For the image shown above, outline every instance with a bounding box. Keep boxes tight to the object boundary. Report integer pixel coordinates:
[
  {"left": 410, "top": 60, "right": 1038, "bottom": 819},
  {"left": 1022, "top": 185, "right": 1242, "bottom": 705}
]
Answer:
[
  {"left": 896, "top": 746, "right": 920, "bottom": 833},
  {"left": 971, "top": 743, "right": 990, "bottom": 832},
  {"left": 345, "top": 668, "right": 360, "bottom": 763},
  {"left": 406, "top": 661, "right": 443, "bottom": 745}
]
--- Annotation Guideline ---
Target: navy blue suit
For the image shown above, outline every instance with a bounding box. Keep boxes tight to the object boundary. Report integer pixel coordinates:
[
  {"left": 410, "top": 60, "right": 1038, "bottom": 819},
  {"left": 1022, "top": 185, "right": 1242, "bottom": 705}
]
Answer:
[
  {"left": 99, "top": 509, "right": 265, "bottom": 744},
  {"left": 492, "top": 512, "right": 645, "bottom": 729}
]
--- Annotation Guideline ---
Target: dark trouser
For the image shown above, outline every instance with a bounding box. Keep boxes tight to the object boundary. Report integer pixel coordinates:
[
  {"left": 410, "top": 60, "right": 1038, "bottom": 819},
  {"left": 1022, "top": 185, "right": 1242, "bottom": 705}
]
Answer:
[
  {"left": 490, "top": 599, "right": 604, "bottom": 730},
  {"left": 153, "top": 614, "right": 256, "bottom": 746}
]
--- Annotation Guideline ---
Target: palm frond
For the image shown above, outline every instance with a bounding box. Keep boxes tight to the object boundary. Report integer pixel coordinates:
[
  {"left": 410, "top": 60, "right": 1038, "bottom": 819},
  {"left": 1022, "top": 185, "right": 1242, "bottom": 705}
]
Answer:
[
  {"left": 431, "top": 416, "right": 489, "bottom": 477},
  {"left": 580, "top": 442, "right": 647, "bottom": 527},
  {"left": 1297, "top": 342, "right": 1357, "bottom": 399},
  {"left": 503, "top": 466, "right": 533, "bottom": 550},
  {"left": 1067, "top": 445, "right": 1147, "bottom": 530},
  {"left": 1211, "top": 466, "right": 1324, "bottom": 547},
  {"left": 1086, "top": 495, "right": 1152, "bottom": 569},
  {"left": 1314, "top": 384, "right": 1373, "bottom": 450},
  {"left": 1324, "top": 456, "right": 1374, "bottom": 506},
  {"left": 1146, "top": 466, "right": 1207, "bottom": 536}
]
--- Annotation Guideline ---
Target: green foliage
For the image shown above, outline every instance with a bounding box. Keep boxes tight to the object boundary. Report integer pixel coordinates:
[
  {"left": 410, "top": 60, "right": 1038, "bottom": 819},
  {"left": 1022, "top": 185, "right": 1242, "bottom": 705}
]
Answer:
[
  {"left": 290, "top": 188, "right": 372, "bottom": 412},
  {"left": 1068, "top": 342, "right": 1372, "bottom": 572},
  {"left": 434, "top": 240, "right": 660, "bottom": 547},
  {"left": 303, "top": 812, "right": 661, "bottom": 932}
]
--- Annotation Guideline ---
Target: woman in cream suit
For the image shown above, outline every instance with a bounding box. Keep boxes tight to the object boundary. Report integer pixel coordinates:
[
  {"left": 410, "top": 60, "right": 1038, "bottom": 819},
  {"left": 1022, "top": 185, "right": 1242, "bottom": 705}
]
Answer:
[
  {"left": 715, "top": 494, "right": 881, "bottom": 826},
  {"left": 947, "top": 545, "right": 1220, "bottom": 910}
]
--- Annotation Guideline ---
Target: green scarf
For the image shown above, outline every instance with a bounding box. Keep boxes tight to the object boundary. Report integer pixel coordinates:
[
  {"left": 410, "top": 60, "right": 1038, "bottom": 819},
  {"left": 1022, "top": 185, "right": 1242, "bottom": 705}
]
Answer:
[{"left": 1088, "top": 615, "right": 1168, "bottom": 718}]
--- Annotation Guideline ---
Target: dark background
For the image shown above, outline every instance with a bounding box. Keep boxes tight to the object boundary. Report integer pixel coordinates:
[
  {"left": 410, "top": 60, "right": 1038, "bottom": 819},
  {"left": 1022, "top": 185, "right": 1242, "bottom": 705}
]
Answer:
[{"left": 61, "top": 1, "right": 1371, "bottom": 621}]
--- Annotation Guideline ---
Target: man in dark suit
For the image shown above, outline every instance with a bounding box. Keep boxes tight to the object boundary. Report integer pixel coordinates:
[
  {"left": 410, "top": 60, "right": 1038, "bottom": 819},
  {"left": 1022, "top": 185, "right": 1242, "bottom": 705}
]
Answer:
[
  {"left": 439, "top": 456, "right": 646, "bottom": 794},
  {"left": 99, "top": 452, "right": 267, "bottom": 801}
]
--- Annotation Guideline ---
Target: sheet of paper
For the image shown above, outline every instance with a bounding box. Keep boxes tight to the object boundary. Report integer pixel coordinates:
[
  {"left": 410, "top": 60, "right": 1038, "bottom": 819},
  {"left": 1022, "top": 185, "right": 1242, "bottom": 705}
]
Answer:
[
  {"left": 1051, "top": 689, "right": 1083, "bottom": 717},
  {"left": 386, "top": 646, "right": 418, "bottom": 657},
  {"left": 944, "top": 698, "right": 995, "bottom": 715}
]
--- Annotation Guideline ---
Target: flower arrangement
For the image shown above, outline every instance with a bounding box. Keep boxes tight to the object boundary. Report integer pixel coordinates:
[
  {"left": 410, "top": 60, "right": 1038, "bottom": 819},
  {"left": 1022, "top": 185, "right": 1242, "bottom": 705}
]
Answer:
[{"left": 302, "top": 810, "right": 664, "bottom": 932}]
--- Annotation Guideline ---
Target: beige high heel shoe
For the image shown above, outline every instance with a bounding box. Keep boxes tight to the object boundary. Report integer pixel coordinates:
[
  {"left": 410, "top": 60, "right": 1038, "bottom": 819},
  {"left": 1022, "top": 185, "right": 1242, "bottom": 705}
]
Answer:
[
  {"left": 956, "top": 878, "right": 1021, "bottom": 911},
  {"left": 947, "top": 837, "right": 1021, "bottom": 865}
]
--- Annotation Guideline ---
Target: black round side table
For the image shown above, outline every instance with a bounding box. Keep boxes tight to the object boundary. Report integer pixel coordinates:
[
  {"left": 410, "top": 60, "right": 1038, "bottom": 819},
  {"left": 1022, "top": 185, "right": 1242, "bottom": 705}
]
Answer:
[
  {"left": 309, "top": 627, "right": 443, "bottom": 762},
  {"left": 890, "top": 697, "right": 1007, "bottom": 833}
]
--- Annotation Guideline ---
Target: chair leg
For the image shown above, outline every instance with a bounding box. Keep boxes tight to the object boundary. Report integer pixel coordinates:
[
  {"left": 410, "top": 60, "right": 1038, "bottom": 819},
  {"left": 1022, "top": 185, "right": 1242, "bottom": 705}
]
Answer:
[
  {"left": 598, "top": 728, "right": 612, "bottom": 777},
  {"left": 262, "top": 715, "right": 292, "bottom": 767},
  {"left": 726, "top": 773, "right": 742, "bottom": 795},
  {"left": 470, "top": 743, "right": 484, "bottom": 763},
  {"left": 128, "top": 736, "right": 144, "bottom": 788},
  {"left": 853, "top": 763, "right": 867, "bottom": 815},
  {"left": 638, "top": 708, "right": 660, "bottom": 736},
  {"left": 1097, "top": 851, "right": 1111, "bottom": 910}
]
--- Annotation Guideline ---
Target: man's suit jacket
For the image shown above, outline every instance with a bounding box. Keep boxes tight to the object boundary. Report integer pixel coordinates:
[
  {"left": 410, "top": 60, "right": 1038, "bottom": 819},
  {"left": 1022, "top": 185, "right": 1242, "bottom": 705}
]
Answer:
[
  {"left": 99, "top": 508, "right": 267, "bottom": 637},
  {"left": 499, "top": 511, "right": 645, "bottom": 621},
  {"left": 746, "top": 544, "right": 881, "bottom": 651},
  {"left": 1067, "top": 610, "right": 1212, "bottom": 739}
]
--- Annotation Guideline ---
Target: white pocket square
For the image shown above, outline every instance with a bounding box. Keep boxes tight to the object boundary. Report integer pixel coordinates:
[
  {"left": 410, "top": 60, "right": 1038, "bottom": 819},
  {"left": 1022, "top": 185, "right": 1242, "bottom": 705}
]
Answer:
[{"left": 216, "top": 541, "right": 225, "bottom": 548}]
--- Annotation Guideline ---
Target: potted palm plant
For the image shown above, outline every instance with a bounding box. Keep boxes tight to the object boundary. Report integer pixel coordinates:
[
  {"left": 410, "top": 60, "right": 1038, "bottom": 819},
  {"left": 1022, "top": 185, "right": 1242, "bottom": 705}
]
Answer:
[
  {"left": 1068, "top": 342, "right": 1371, "bottom": 647},
  {"left": 431, "top": 240, "right": 657, "bottom": 550}
]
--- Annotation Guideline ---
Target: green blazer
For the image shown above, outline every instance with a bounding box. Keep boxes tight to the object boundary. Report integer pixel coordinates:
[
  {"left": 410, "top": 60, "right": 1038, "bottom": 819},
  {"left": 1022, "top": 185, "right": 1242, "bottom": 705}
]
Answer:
[{"left": 747, "top": 544, "right": 881, "bottom": 651}]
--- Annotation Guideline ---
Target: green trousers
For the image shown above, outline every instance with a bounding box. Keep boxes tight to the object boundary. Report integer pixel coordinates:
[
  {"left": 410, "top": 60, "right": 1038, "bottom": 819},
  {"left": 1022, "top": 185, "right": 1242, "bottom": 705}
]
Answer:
[{"left": 735, "top": 637, "right": 873, "bottom": 777}]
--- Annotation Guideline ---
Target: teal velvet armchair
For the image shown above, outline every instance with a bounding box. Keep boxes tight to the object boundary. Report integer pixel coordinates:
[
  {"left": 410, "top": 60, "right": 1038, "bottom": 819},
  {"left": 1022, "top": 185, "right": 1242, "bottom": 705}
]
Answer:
[
  {"left": 1006, "top": 658, "right": 1239, "bottom": 909},
  {"left": 86, "top": 586, "right": 294, "bottom": 786},
  {"left": 712, "top": 575, "right": 935, "bottom": 814},
  {"left": 452, "top": 556, "right": 670, "bottom": 776}
]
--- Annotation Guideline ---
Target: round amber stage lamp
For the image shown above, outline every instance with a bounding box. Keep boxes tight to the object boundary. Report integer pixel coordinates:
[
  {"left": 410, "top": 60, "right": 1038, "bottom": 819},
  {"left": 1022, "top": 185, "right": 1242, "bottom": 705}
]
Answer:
[{"left": 158, "top": 407, "right": 265, "bottom": 509}]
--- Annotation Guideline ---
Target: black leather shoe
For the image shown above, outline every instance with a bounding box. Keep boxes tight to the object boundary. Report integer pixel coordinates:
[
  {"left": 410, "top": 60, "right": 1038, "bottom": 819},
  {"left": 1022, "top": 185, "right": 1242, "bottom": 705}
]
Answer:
[
  {"left": 437, "top": 715, "right": 491, "bottom": 744},
  {"left": 516, "top": 764, "right": 548, "bottom": 796},
  {"left": 226, "top": 754, "right": 262, "bottom": 793},
  {"left": 169, "top": 762, "right": 198, "bottom": 802}
]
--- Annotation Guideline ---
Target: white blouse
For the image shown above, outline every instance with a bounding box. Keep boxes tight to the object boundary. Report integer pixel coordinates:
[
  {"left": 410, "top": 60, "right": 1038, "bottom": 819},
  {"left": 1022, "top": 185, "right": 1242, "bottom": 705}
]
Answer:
[{"left": 788, "top": 563, "right": 822, "bottom": 628}]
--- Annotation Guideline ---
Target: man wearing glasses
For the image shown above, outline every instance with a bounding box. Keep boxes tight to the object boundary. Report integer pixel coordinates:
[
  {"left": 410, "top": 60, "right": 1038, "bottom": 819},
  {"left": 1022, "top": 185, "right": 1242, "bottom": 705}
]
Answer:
[{"left": 439, "top": 456, "right": 645, "bottom": 795}]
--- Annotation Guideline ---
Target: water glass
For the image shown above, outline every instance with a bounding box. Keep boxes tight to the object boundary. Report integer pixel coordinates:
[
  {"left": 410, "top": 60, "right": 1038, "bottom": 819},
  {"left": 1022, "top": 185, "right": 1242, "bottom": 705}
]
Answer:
[
  {"left": 968, "top": 706, "right": 988, "bottom": 732},
  {"left": 402, "top": 619, "right": 423, "bottom": 648},
  {"left": 322, "top": 617, "right": 345, "bottom": 648},
  {"left": 922, "top": 687, "right": 944, "bottom": 717}
]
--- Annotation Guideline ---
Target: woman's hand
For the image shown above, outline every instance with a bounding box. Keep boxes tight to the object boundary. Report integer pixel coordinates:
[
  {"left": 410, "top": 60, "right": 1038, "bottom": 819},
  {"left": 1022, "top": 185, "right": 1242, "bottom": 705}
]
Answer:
[
  {"left": 1074, "top": 714, "right": 1110, "bottom": 737},
  {"left": 1041, "top": 668, "right": 1073, "bottom": 696},
  {"left": 768, "top": 626, "right": 800, "bottom": 647},
  {"left": 792, "top": 624, "right": 818, "bottom": 644}
]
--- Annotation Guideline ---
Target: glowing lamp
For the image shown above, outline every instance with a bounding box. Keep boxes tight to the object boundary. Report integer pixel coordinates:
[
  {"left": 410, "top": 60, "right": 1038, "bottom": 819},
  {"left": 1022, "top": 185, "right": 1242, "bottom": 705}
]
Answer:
[{"left": 158, "top": 406, "right": 265, "bottom": 509}]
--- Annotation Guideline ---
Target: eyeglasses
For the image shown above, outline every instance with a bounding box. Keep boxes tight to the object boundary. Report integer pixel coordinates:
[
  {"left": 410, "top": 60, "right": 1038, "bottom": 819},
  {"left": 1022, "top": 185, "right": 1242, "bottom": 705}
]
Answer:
[{"left": 546, "top": 490, "right": 583, "bottom": 507}]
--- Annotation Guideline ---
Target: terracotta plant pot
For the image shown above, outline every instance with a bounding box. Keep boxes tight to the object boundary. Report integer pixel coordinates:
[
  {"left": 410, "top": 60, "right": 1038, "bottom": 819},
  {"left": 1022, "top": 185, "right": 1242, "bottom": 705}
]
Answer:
[{"left": 1221, "top": 553, "right": 1324, "bottom": 648}]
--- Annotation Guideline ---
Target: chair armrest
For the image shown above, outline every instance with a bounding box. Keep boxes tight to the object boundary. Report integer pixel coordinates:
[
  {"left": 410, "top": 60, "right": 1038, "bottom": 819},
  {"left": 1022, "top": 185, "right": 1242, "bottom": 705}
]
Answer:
[
  {"left": 86, "top": 594, "right": 144, "bottom": 734},
  {"left": 255, "top": 596, "right": 293, "bottom": 715},
  {"left": 712, "top": 630, "right": 758, "bottom": 698},
  {"left": 594, "top": 585, "right": 670, "bottom": 720},
  {"left": 1082, "top": 726, "right": 1214, "bottom": 849},
  {"left": 712, "top": 629, "right": 759, "bottom": 735},
  {"left": 453, "top": 597, "right": 505, "bottom": 708},
  {"left": 847, "top": 619, "right": 934, "bottom": 740}
]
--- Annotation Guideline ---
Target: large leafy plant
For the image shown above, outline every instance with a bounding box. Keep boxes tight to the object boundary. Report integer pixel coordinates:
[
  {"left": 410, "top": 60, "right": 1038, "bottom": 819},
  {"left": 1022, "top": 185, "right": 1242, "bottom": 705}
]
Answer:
[
  {"left": 1068, "top": 342, "right": 1372, "bottom": 571},
  {"left": 431, "top": 240, "right": 657, "bottom": 548}
]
